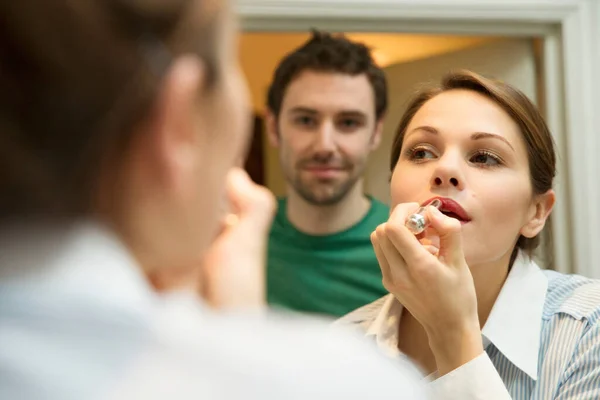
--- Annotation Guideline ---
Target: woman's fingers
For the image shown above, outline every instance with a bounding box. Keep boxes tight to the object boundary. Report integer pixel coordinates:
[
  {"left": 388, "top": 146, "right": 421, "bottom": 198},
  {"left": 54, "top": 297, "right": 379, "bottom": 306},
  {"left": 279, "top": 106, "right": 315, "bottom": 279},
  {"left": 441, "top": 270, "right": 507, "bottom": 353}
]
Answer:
[
  {"left": 375, "top": 224, "right": 410, "bottom": 290},
  {"left": 200, "top": 168, "right": 276, "bottom": 310},
  {"left": 226, "top": 168, "right": 276, "bottom": 236},
  {"left": 423, "top": 244, "right": 440, "bottom": 257},
  {"left": 371, "top": 229, "right": 393, "bottom": 289},
  {"left": 385, "top": 203, "right": 434, "bottom": 267},
  {"left": 426, "top": 206, "right": 465, "bottom": 266}
]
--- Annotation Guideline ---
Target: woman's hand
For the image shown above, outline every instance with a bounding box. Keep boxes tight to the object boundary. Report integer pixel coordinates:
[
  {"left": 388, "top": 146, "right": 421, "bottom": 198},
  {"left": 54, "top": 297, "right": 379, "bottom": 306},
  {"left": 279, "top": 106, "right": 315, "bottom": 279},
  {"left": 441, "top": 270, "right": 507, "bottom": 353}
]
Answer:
[
  {"left": 372, "top": 203, "right": 482, "bottom": 375},
  {"left": 200, "top": 168, "right": 276, "bottom": 311}
]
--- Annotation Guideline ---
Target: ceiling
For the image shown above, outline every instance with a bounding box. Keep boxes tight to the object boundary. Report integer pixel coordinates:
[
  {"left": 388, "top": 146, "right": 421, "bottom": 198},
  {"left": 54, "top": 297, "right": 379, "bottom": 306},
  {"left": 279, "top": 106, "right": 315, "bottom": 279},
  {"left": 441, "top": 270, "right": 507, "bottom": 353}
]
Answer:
[{"left": 240, "top": 32, "right": 498, "bottom": 111}]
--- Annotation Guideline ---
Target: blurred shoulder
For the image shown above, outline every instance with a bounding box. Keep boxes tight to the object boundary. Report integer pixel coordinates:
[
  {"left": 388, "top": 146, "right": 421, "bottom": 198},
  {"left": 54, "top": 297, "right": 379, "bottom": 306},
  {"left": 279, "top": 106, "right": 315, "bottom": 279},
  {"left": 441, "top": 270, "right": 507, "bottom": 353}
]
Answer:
[{"left": 107, "top": 295, "right": 425, "bottom": 399}]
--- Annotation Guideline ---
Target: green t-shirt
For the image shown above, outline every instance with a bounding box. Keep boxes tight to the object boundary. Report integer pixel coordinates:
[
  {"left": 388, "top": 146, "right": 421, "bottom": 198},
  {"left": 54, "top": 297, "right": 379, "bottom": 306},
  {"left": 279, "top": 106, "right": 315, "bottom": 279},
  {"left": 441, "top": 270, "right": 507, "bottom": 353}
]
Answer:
[{"left": 266, "top": 197, "right": 389, "bottom": 318}]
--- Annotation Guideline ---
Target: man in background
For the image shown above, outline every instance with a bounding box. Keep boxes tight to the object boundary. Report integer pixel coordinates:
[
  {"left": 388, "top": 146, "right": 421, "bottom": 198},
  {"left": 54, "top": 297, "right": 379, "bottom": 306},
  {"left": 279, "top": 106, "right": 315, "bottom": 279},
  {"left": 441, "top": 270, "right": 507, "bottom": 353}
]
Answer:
[{"left": 265, "top": 30, "right": 389, "bottom": 317}]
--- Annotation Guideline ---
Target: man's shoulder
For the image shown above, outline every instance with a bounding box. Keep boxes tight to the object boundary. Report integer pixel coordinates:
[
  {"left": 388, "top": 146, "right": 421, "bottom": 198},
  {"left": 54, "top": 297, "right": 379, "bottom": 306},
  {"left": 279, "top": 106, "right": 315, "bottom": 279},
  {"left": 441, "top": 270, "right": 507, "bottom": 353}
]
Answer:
[
  {"left": 360, "top": 197, "right": 389, "bottom": 229},
  {"left": 368, "top": 197, "right": 390, "bottom": 215},
  {"left": 268, "top": 197, "right": 290, "bottom": 234},
  {"left": 273, "top": 197, "right": 288, "bottom": 220},
  {"left": 369, "top": 196, "right": 390, "bottom": 208}
]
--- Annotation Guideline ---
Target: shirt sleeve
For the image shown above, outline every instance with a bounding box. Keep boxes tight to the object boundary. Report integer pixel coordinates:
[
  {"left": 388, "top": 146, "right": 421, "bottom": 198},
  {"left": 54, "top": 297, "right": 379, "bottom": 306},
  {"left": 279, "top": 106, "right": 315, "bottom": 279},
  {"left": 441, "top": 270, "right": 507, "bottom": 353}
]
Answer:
[
  {"left": 428, "top": 352, "right": 511, "bottom": 399},
  {"left": 554, "top": 321, "right": 600, "bottom": 399}
]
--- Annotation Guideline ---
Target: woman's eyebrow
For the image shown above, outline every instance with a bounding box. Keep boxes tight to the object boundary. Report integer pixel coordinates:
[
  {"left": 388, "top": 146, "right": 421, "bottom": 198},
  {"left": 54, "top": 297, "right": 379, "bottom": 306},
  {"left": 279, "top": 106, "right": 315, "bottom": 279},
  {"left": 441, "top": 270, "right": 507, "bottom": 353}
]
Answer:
[{"left": 471, "top": 131, "right": 515, "bottom": 151}]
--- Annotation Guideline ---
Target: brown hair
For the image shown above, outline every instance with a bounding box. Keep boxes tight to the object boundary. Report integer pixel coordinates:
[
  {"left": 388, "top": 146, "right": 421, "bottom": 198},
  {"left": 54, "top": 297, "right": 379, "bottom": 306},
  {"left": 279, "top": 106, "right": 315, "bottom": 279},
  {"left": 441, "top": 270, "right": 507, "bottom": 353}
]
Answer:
[
  {"left": 0, "top": 0, "right": 221, "bottom": 221},
  {"left": 266, "top": 30, "right": 388, "bottom": 120},
  {"left": 390, "top": 70, "right": 556, "bottom": 255}
]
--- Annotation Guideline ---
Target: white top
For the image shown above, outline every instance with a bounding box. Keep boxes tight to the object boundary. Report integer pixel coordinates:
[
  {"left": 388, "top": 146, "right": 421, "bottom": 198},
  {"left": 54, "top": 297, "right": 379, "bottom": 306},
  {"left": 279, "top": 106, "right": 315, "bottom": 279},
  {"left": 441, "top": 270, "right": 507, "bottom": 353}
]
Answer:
[
  {"left": 336, "top": 252, "right": 600, "bottom": 399},
  {"left": 0, "top": 221, "right": 426, "bottom": 400}
]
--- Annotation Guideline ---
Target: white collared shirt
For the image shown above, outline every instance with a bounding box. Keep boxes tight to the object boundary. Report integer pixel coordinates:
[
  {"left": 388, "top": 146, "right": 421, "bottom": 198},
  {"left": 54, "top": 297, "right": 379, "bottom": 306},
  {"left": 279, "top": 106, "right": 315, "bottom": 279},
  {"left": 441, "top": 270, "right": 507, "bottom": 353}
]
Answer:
[
  {"left": 336, "top": 252, "right": 600, "bottom": 399},
  {"left": 0, "top": 221, "right": 426, "bottom": 400}
]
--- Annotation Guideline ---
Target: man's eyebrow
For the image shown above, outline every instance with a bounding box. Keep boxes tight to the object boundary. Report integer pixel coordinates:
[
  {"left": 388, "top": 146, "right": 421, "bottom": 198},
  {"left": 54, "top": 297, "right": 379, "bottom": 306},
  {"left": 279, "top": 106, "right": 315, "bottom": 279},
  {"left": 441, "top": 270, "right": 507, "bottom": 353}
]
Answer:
[
  {"left": 337, "top": 110, "right": 367, "bottom": 118},
  {"left": 288, "top": 107, "right": 318, "bottom": 114}
]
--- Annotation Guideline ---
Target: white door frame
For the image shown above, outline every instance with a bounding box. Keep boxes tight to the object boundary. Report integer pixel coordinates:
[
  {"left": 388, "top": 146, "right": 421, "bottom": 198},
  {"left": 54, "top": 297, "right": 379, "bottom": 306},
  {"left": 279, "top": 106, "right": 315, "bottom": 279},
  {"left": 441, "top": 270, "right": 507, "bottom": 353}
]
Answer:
[{"left": 236, "top": 0, "right": 600, "bottom": 278}]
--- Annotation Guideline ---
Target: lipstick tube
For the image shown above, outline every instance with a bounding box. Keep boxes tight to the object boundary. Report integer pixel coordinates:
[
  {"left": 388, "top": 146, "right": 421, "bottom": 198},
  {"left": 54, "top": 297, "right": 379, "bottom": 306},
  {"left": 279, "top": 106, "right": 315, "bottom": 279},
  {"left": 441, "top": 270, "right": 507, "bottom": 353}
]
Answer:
[{"left": 405, "top": 199, "right": 442, "bottom": 235}]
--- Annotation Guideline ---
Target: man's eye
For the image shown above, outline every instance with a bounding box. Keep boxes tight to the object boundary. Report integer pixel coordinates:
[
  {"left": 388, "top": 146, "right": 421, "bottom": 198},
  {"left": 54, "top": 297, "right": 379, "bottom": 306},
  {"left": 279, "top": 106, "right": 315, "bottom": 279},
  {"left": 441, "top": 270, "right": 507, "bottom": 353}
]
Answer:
[
  {"left": 340, "top": 119, "right": 359, "bottom": 127},
  {"left": 294, "top": 116, "right": 316, "bottom": 127}
]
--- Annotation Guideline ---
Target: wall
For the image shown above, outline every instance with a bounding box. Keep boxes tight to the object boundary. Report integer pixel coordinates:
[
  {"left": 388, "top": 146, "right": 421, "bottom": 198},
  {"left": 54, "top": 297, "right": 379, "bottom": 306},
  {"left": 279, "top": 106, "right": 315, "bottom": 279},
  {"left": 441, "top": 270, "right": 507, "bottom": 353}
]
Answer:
[{"left": 240, "top": 33, "right": 498, "bottom": 113}]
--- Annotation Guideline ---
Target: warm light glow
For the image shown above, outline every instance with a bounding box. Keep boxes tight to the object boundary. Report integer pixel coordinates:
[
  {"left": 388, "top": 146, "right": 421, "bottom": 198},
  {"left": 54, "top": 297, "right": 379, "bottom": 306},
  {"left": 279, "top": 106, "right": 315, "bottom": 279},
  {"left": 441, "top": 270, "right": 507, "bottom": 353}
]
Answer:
[{"left": 240, "top": 32, "right": 499, "bottom": 112}]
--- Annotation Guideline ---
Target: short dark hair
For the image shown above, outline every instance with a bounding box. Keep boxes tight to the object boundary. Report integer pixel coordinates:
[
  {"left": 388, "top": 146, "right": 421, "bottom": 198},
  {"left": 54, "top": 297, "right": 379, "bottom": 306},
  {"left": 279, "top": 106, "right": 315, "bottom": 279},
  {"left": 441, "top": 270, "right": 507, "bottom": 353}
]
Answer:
[
  {"left": 0, "top": 0, "right": 220, "bottom": 221},
  {"left": 266, "top": 30, "right": 387, "bottom": 120}
]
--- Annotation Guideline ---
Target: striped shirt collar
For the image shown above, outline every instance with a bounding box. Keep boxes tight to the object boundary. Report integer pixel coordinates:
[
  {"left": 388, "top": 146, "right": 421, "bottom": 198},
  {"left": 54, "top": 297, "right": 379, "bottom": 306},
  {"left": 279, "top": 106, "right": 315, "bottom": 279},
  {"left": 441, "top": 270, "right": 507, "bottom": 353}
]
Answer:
[{"left": 357, "top": 252, "right": 548, "bottom": 380}]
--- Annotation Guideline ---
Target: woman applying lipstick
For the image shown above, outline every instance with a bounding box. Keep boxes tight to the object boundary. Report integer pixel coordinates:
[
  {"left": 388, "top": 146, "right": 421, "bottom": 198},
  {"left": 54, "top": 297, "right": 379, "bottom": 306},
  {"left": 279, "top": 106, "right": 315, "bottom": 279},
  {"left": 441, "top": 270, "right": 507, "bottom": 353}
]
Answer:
[{"left": 337, "top": 70, "right": 600, "bottom": 399}]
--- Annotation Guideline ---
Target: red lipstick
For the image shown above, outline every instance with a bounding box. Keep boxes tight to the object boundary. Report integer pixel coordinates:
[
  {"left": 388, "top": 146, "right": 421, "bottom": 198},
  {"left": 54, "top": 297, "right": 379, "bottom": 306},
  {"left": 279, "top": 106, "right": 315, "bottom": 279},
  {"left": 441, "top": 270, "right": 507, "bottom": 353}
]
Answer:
[{"left": 422, "top": 197, "right": 471, "bottom": 223}]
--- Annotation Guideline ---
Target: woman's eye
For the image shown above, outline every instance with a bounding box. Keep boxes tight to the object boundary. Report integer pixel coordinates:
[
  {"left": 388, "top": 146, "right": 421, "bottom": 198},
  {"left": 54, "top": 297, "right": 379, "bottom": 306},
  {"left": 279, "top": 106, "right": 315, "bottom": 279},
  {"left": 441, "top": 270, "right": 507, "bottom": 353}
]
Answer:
[
  {"left": 408, "top": 147, "right": 436, "bottom": 161},
  {"left": 470, "top": 151, "right": 501, "bottom": 167}
]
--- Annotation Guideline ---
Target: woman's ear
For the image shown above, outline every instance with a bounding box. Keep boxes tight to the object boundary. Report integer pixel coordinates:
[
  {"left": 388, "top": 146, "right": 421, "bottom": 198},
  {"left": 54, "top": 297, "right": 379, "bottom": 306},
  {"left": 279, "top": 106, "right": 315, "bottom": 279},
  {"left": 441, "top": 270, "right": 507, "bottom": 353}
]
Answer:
[
  {"left": 147, "top": 55, "right": 206, "bottom": 191},
  {"left": 520, "top": 189, "right": 555, "bottom": 238}
]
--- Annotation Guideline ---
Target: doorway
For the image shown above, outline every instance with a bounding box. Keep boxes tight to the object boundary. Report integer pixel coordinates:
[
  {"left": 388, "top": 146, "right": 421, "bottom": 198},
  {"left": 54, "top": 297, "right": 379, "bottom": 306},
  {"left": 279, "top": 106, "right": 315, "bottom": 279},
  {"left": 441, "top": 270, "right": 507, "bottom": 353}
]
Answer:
[{"left": 235, "top": 0, "right": 600, "bottom": 280}]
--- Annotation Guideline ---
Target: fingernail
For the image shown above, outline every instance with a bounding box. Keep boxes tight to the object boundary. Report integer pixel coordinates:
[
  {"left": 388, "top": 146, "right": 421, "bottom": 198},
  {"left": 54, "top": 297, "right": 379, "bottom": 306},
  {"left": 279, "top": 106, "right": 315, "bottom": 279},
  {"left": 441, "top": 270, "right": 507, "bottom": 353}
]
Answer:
[
  {"left": 428, "top": 199, "right": 442, "bottom": 208},
  {"left": 223, "top": 213, "right": 239, "bottom": 228},
  {"left": 429, "top": 205, "right": 444, "bottom": 220}
]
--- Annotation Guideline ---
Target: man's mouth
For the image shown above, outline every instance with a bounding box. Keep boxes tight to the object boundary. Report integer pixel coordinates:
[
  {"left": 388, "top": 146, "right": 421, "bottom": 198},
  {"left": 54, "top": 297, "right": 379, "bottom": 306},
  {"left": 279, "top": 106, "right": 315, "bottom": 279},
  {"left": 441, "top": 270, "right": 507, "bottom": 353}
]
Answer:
[
  {"left": 302, "top": 166, "right": 346, "bottom": 179},
  {"left": 304, "top": 166, "right": 344, "bottom": 171}
]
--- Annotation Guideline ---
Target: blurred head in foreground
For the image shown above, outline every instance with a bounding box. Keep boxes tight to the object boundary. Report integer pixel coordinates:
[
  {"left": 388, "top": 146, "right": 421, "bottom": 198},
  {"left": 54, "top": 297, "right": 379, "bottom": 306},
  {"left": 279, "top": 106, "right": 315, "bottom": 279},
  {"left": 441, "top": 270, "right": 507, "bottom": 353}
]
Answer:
[{"left": 0, "top": 0, "right": 252, "bottom": 274}]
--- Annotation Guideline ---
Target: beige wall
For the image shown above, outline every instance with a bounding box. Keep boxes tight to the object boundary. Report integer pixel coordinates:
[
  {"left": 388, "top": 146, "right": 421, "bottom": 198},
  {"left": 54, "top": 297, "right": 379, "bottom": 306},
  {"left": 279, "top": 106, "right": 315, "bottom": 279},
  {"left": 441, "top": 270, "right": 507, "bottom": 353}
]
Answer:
[{"left": 241, "top": 33, "right": 497, "bottom": 113}]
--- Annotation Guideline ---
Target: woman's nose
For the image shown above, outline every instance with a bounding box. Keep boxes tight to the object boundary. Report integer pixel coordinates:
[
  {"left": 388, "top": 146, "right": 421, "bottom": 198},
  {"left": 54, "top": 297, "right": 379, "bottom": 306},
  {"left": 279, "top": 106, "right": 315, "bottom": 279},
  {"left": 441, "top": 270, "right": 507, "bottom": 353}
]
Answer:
[
  {"left": 433, "top": 176, "right": 460, "bottom": 187},
  {"left": 430, "top": 153, "right": 465, "bottom": 190}
]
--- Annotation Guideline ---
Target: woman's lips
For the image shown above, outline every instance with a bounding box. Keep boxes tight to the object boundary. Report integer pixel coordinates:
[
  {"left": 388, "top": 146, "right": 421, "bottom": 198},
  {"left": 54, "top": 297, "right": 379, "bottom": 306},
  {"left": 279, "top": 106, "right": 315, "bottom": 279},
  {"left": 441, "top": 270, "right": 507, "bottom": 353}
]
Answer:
[{"left": 421, "top": 197, "right": 471, "bottom": 223}]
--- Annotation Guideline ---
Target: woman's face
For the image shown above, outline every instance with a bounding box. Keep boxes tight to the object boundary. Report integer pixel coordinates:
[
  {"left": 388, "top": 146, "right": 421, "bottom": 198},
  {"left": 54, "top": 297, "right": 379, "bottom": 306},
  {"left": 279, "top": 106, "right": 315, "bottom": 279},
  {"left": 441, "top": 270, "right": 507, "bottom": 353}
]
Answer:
[
  {"left": 123, "top": 0, "right": 253, "bottom": 279},
  {"left": 390, "top": 89, "right": 540, "bottom": 266}
]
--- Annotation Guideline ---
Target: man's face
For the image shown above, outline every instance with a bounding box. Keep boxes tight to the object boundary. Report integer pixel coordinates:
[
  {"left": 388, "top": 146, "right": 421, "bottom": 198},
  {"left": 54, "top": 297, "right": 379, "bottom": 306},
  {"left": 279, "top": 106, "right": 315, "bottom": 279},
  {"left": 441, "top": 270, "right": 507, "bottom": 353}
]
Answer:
[{"left": 268, "top": 70, "right": 382, "bottom": 205}]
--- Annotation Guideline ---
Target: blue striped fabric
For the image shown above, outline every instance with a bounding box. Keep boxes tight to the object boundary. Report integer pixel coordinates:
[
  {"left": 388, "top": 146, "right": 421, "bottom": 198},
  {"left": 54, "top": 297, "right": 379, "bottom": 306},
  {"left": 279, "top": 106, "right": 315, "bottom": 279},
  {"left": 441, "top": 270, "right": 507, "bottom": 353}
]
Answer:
[
  {"left": 499, "top": 270, "right": 600, "bottom": 398},
  {"left": 337, "top": 262, "right": 600, "bottom": 399}
]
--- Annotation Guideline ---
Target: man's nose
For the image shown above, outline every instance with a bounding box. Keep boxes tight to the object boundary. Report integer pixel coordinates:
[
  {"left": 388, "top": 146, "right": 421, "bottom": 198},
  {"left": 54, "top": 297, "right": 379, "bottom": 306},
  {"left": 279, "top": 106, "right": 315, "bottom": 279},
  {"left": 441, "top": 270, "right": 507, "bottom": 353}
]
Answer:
[{"left": 314, "top": 121, "right": 336, "bottom": 153}]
